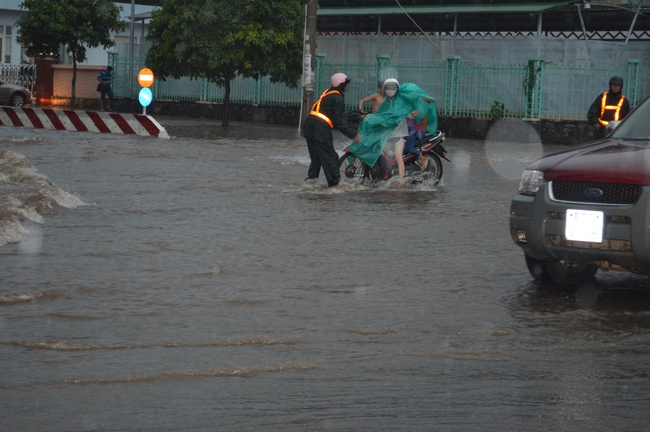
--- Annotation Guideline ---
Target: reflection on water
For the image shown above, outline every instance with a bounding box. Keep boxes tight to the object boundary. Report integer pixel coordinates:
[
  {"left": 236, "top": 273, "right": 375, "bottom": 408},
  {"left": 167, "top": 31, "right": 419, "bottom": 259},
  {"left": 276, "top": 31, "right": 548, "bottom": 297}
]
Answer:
[{"left": 1, "top": 121, "right": 650, "bottom": 430}]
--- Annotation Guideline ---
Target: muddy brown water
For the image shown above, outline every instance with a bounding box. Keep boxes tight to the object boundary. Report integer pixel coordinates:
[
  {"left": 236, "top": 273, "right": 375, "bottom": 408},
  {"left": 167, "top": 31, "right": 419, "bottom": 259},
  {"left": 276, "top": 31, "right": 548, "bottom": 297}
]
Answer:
[{"left": 1, "top": 119, "right": 650, "bottom": 431}]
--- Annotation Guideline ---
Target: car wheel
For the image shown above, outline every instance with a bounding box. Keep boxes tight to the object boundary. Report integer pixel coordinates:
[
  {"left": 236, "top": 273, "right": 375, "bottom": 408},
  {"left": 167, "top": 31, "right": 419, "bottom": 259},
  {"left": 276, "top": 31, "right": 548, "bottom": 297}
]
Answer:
[
  {"left": 525, "top": 254, "right": 553, "bottom": 282},
  {"left": 525, "top": 254, "right": 598, "bottom": 285},
  {"left": 10, "top": 93, "right": 27, "bottom": 107}
]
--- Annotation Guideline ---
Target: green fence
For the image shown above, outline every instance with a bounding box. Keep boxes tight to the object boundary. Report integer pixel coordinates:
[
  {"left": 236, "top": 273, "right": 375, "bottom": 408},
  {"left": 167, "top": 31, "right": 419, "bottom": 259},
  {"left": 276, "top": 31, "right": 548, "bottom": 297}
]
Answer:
[
  {"left": 109, "top": 52, "right": 648, "bottom": 121},
  {"left": 109, "top": 53, "right": 302, "bottom": 106}
]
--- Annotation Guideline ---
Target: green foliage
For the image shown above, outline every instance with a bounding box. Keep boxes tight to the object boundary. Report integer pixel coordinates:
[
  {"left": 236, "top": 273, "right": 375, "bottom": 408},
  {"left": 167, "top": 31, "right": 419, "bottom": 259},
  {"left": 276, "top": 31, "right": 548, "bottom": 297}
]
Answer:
[
  {"left": 489, "top": 100, "right": 507, "bottom": 120},
  {"left": 17, "top": 0, "right": 126, "bottom": 63},
  {"left": 146, "top": 0, "right": 304, "bottom": 92}
]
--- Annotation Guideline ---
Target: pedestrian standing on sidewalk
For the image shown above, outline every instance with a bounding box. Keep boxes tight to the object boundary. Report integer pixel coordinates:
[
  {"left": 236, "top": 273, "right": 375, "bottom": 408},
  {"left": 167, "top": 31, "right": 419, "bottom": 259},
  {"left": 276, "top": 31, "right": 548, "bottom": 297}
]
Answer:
[{"left": 97, "top": 66, "right": 114, "bottom": 111}]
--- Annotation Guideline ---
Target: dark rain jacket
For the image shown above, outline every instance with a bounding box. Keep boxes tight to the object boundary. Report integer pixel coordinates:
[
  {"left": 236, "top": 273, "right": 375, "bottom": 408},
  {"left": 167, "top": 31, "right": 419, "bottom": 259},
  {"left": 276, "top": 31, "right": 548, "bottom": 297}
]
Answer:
[
  {"left": 587, "top": 90, "right": 631, "bottom": 127},
  {"left": 301, "top": 87, "right": 358, "bottom": 142}
]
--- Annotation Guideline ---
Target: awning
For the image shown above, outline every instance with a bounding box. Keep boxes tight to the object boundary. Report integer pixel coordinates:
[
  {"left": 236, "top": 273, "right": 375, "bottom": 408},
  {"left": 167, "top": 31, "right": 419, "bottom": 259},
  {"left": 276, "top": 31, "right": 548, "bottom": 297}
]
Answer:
[
  {"left": 133, "top": 11, "right": 153, "bottom": 20},
  {"left": 317, "top": 1, "right": 579, "bottom": 16}
]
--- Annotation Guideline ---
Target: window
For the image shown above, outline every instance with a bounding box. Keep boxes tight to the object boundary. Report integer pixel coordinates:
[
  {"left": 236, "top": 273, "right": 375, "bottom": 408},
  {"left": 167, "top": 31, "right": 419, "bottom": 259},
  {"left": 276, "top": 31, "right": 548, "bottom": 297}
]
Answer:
[
  {"left": 113, "top": 36, "right": 139, "bottom": 56},
  {"left": 1, "top": 25, "right": 12, "bottom": 63}
]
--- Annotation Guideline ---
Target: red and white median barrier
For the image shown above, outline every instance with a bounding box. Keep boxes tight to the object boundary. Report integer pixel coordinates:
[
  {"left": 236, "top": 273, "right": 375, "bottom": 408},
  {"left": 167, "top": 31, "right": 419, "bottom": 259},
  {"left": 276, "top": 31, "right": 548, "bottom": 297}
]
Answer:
[{"left": 0, "top": 107, "right": 170, "bottom": 139}]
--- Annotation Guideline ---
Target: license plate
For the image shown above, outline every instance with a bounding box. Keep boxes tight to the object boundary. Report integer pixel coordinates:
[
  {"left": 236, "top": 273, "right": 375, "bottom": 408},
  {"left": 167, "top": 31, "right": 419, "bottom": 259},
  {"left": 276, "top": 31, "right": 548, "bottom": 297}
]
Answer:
[{"left": 565, "top": 209, "right": 604, "bottom": 243}]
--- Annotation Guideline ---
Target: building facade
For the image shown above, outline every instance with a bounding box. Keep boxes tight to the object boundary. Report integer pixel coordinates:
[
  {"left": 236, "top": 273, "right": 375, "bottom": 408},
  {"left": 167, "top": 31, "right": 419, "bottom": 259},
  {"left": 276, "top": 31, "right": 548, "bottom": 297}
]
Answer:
[{"left": 0, "top": 0, "right": 155, "bottom": 66}]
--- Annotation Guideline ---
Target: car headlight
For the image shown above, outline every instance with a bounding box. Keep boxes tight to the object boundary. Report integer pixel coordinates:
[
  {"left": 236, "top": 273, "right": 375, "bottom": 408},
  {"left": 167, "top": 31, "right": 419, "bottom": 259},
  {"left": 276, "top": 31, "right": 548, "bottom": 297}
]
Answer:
[{"left": 518, "top": 169, "right": 544, "bottom": 194}]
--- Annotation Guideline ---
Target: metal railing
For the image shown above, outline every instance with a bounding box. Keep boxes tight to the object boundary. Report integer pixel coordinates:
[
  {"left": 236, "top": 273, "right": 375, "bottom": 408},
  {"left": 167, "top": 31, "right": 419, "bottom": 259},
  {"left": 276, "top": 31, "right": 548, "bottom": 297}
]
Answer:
[
  {"left": 109, "top": 53, "right": 302, "bottom": 106},
  {"left": 0, "top": 64, "right": 37, "bottom": 90},
  {"left": 108, "top": 52, "right": 649, "bottom": 121}
]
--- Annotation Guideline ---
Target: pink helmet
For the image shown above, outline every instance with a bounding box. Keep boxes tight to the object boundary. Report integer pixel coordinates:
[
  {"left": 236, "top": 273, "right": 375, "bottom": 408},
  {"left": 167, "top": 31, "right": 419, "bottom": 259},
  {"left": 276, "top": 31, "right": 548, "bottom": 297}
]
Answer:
[{"left": 331, "top": 73, "right": 350, "bottom": 87}]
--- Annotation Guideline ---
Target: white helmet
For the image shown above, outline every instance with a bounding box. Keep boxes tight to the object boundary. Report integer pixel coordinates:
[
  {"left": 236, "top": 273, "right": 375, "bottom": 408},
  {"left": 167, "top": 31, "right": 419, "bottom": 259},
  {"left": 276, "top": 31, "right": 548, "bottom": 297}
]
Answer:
[
  {"left": 383, "top": 78, "right": 399, "bottom": 97},
  {"left": 331, "top": 73, "right": 350, "bottom": 87}
]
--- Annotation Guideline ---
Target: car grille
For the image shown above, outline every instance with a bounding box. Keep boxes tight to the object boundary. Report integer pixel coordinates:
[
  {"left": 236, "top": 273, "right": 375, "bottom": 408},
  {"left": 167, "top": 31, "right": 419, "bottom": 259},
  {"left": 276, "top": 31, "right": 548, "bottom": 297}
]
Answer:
[
  {"left": 549, "top": 235, "right": 632, "bottom": 251},
  {"left": 550, "top": 181, "right": 642, "bottom": 205}
]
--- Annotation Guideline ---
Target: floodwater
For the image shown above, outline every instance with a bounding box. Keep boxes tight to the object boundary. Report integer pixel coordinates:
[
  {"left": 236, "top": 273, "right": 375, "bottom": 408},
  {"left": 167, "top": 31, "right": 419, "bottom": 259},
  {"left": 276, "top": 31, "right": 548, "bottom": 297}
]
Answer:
[{"left": 2, "top": 119, "right": 650, "bottom": 431}]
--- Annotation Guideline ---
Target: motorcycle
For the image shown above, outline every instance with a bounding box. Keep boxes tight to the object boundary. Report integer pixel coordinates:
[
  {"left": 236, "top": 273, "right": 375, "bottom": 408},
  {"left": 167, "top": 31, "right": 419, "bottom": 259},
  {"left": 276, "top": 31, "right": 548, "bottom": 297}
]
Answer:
[{"left": 338, "top": 130, "right": 449, "bottom": 184}]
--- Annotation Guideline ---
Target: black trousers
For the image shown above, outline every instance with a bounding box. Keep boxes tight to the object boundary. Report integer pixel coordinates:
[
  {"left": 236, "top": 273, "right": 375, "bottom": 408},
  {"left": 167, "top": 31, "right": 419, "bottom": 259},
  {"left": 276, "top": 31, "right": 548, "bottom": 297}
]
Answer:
[
  {"left": 592, "top": 126, "right": 606, "bottom": 140},
  {"left": 306, "top": 137, "right": 340, "bottom": 187}
]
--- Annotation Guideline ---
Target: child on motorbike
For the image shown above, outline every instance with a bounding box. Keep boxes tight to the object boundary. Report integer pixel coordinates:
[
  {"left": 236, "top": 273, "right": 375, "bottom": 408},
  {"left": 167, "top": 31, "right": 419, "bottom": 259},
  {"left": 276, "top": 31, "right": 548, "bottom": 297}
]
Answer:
[{"left": 358, "top": 81, "right": 385, "bottom": 115}]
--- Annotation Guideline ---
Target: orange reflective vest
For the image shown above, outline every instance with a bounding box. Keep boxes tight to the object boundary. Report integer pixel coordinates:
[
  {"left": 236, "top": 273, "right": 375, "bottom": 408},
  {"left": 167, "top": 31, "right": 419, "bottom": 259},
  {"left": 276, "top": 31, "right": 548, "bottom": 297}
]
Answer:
[
  {"left": 309, "top": 89, "right": 342, "bottom": 128},
  {"left": 598, "top": 92, "right": 625, "bottom": 126}
]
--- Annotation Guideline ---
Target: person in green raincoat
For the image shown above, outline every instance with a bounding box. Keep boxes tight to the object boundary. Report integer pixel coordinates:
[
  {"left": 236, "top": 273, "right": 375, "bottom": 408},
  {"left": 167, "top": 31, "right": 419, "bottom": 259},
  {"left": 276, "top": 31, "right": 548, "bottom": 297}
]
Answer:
[{"left": 347, "top": 79, "right": 438, "bottom": 177}]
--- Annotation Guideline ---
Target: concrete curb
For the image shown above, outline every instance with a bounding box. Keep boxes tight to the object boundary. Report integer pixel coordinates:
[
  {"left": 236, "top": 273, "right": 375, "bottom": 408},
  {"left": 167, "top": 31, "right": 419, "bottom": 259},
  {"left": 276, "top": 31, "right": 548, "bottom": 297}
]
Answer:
[{"left": 0, "top": 107, "right": 170, "bottom": 139}]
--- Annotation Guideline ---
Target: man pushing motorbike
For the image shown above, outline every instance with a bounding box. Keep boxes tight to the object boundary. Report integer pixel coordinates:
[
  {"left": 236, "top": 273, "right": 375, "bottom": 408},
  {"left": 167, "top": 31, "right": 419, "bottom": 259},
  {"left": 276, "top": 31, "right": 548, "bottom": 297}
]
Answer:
[{"left": 301, "top": 73, "right": 361, "bottom": 187}]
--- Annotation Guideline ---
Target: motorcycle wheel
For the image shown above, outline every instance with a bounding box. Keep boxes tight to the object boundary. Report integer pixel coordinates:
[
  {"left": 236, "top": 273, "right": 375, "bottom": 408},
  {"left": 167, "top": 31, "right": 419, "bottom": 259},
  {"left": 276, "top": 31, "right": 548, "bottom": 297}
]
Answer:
[
  {"left": 423, "top": 152, "right": 443, "bottom": 183},
  {"left": 525, "top": 254, "right": 598, "bottom": 285},
  {"left": 338, "top": 152, "right": 372, "bottom": 182}
]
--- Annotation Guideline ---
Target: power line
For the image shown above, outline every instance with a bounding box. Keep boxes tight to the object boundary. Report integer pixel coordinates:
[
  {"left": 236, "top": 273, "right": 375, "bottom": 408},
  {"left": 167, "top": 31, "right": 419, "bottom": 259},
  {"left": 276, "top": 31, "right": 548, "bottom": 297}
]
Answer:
[{"left": 394, "top": 0, "right": 446, "bottom": 56}]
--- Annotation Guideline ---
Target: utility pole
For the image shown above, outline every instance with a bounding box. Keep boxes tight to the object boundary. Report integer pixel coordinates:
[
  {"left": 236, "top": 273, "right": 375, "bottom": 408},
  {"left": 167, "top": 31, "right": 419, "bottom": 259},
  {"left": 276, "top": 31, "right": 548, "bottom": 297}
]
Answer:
[
  {"left": 130, "top": 0, "right": 135, "bottom": 97},
  {"left": 299, "top": 0, "right": 318, "bottom": 128}
]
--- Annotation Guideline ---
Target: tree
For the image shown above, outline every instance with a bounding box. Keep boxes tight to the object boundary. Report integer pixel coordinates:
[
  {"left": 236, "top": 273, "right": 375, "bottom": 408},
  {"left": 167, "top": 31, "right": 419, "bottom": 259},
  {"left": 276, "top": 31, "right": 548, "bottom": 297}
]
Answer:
[
  {"left": 146, "top": 0, "right": 304, "bottom": 126},
  {"left": 17, "top": 0, "right": 126, "bottom": 109}
]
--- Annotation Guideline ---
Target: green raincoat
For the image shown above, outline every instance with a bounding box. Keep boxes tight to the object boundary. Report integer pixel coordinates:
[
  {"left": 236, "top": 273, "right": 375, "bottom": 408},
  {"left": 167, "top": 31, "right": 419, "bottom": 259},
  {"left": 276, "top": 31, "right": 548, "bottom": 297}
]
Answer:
[{"left": 347, "top": 83, "right": 438, "bottom": 167}]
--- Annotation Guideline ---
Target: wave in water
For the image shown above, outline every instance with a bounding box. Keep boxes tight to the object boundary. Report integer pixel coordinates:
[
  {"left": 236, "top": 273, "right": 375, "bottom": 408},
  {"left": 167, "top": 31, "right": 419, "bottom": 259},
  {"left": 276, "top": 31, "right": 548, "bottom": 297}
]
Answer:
[
  {"left": 62, "top": 363, "right": 318, "bottom": 385},
  {"left": 0, "top": 149, "right": 85, "bottom": 247},
  {"left": 3, "top": 337, "right": 302, "bottom": 351},
  {"left": 0, "top": 290, "right": 60, "bottom": 305}
]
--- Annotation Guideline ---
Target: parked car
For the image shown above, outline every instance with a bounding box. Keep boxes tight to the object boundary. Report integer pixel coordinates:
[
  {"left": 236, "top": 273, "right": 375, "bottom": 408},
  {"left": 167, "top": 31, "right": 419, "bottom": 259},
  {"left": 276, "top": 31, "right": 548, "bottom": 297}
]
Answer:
[
  {"left": 510, "top": 95, "right": 650, "bottom": 284},
  {"left": 0, "top": 81, "right": 31, "bottom": 107}
]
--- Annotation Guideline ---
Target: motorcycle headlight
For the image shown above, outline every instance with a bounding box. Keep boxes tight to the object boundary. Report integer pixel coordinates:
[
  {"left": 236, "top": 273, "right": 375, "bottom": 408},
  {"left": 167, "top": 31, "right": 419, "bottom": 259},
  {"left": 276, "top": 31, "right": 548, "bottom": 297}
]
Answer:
[{"left": 518, "top": 170, "right": 544, "bottom": 195}]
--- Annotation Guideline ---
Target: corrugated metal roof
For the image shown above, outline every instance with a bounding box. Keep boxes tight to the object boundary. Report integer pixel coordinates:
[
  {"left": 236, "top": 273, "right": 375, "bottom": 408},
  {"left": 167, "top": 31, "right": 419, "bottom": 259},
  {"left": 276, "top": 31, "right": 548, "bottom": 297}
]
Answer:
[{"left": 318, "top": 1, "right": 578, "bottom": 16}]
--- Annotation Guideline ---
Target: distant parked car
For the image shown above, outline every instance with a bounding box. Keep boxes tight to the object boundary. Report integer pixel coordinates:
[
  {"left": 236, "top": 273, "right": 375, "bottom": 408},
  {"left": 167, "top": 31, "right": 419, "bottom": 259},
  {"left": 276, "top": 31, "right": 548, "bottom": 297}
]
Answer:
[
  {"left": 0, "top": 81, "right": 31, "bottom": 107},
  {"left": 510, "top": 95, "right": 650, "bottom": 284}
]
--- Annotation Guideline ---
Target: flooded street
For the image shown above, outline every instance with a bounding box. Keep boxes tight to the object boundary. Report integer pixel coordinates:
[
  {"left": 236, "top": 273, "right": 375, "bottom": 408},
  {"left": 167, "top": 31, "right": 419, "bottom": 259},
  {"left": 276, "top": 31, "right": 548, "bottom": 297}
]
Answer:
[{"left": 2, "top": 119, "right": 650, "bottom": 431}]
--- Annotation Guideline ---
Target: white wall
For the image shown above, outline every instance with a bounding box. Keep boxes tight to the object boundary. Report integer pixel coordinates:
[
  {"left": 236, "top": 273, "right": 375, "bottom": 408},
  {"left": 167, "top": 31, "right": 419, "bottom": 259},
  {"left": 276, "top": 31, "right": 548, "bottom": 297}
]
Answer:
[{"left": 316, "top": 34, "right": 650, "bottom": 68}]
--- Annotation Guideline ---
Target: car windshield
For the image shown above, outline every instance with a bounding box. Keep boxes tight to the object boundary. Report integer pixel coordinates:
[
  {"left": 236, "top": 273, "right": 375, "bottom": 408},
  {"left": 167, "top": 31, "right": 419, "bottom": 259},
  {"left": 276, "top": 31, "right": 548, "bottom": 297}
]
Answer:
[{"left": 611, "top": 97, "right": 650, "bottom": 140}]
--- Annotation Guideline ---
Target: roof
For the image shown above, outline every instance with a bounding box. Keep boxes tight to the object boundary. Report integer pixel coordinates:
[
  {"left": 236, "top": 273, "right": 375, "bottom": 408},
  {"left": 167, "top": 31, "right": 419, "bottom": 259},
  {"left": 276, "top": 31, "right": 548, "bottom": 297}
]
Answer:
[
  {"left": 130, "top": 2, "right": 650, "bottom": 35},
  {"left": 316, "top": 1, "right": 650, "bottom": 34},
  {"left": 318, "top": 1, "right": 578, "bottom": 16},
  {"left": 131, "top": 2, "right": 577, "bottom": 20},
  {"left": 133, "top": 11, "right": 153, "bottom": 20}
]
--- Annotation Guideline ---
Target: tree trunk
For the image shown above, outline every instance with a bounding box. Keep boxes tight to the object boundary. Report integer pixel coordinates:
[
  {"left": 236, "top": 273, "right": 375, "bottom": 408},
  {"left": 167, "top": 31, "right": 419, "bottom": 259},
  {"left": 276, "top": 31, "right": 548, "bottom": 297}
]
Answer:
[
  {"left": 71, "top": 52, "right": 77, "bottom": 109},
  {"left": 223, "top": 78, "right": 230, "bottom": 127}
]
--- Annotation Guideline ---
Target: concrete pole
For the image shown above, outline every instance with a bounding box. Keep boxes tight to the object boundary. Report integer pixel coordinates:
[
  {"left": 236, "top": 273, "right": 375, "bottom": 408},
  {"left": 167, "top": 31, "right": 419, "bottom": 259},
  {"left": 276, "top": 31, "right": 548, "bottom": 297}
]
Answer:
[
  {"left": 130, "top": 0, "right": 135, "bottom": 97},
  {"left": 537, "top": 13, "right": 542, "bottom": 58},
  {"left": 299, "top": 0, "right": 318, "bottom": 129}
]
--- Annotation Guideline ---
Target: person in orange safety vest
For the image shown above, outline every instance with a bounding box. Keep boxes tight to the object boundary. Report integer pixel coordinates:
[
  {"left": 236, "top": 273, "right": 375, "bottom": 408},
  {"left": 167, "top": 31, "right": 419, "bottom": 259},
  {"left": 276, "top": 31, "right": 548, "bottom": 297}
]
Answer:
[
  {"left": 587, "top": 76, "right": 631, "bottom": 140},
  {"left": 301, "top": 73, "right": 361, "bottom": 187}
]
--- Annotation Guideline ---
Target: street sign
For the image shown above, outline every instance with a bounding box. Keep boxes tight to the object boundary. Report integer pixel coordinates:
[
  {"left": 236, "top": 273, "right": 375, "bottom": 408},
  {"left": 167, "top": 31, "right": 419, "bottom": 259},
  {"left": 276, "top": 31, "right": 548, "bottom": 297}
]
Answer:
[
  {"left": 138, "top": 87, "right": 153, "bottom": 107},
  {"left": 138, "top": 68, "right": 154, "bottom": 88}
]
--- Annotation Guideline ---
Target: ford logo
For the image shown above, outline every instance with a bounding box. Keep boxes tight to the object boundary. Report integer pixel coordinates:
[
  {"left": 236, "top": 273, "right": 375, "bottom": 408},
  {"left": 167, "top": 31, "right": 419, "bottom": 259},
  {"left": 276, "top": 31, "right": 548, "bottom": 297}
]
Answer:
[{"left": 585, "top": 187, "right": 604, "bottom": 197}]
